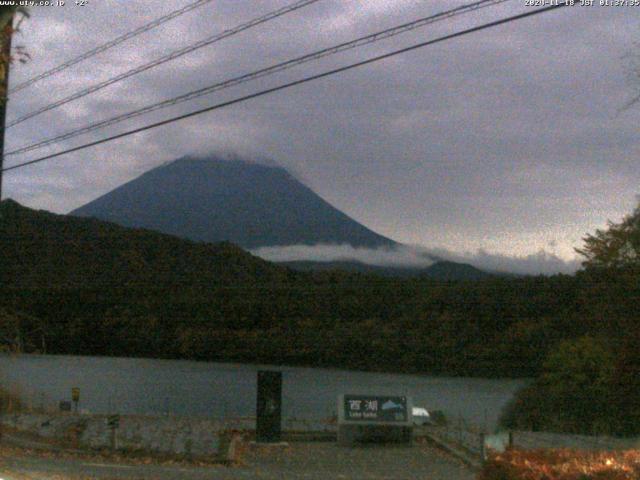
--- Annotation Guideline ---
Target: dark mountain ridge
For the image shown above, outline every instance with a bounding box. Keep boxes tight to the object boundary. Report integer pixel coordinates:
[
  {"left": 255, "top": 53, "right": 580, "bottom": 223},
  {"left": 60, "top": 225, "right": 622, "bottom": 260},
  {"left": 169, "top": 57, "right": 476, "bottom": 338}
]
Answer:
[
  {"left": 280, "top": 259, "right": 493, "bottom": 280},
  {"left": 1, "top": 198, "right": 292, "bottom": 289}
]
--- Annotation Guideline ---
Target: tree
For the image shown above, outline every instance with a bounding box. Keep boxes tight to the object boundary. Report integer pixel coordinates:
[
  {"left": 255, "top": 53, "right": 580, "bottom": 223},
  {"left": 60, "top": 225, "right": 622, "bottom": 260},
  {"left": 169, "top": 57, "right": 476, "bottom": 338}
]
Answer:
[
  {"left": 0, "top": 308, "right": 46, "bottom": 353},
  {"left": 575, "top": 199, "right": 640, "bottom": 269},
  {"left": 499, "top": 336, "right": 615, "bottom": 435},
  {"left": 608, "top": 329, "right": 640, "bottom": 436},
  {"left": 539, "top": 336, "right": 615, "bottom": 434}
]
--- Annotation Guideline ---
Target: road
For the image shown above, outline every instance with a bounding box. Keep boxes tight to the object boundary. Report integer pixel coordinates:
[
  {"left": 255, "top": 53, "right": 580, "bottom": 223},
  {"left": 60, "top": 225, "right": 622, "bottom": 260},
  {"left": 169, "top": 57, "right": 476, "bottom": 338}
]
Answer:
[{"left": 0, "top": 441, "right": 476, "bottom": 480}]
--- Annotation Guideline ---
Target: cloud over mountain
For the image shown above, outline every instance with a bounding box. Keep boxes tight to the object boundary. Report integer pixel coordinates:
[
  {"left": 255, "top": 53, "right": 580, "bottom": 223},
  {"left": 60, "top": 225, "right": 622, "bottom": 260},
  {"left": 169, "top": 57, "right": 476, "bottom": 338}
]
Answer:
[
  {"left": 251, "top": 243, "right": 435, "bottom": 269},
  {"left": 252, "top": 243, "right": 581, "bottom": 275}
]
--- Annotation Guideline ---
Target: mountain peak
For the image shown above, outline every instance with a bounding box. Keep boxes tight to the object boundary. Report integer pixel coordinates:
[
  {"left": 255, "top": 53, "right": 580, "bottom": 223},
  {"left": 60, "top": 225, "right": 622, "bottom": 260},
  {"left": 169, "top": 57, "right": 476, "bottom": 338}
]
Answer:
[
  {"left": 167, "top": 154, "right": 286, "bottom": 171},
  {"left": 70, "top": 154, "right": 396, "bottom": 249}
]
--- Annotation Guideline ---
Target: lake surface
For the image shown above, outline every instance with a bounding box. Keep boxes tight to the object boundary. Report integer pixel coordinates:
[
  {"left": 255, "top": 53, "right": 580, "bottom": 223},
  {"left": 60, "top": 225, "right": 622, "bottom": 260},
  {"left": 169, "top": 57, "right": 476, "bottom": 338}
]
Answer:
[{"left": 0, "top": 354, "right": 526, "bottom": 430}]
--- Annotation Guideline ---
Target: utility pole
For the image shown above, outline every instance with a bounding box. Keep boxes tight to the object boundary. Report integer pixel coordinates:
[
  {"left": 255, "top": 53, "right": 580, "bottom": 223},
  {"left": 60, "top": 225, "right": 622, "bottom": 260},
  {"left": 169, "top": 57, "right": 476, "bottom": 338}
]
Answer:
[
  {"left": 0, "top": 13, "right": 13, "bottom": 201},
  {"left": 0, "top": 18, "right": 7, "bottom": 426}
]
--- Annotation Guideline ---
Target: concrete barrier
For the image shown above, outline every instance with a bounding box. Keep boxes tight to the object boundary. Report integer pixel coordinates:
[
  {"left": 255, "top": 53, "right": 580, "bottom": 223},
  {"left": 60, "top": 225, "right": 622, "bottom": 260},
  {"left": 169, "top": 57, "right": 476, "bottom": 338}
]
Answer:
[{"left": 0, "top": 412, "right": 232, "bottom": 458}]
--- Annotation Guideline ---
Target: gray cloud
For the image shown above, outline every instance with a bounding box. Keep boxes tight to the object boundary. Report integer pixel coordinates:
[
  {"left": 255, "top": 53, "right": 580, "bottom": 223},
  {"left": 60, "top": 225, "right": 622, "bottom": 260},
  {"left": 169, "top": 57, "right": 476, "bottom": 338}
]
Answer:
[
  {"left": 251, "top": 244, "right": 436, "bottom": 269},
  {"left": 424, "top": 247, "right": 581, "bottom": 276},
  {"left": 3, "top": 0, "right": 639, "bottom": 273},
  {"left": 251, "top": 243, "right": 580, "bottom": 275}
]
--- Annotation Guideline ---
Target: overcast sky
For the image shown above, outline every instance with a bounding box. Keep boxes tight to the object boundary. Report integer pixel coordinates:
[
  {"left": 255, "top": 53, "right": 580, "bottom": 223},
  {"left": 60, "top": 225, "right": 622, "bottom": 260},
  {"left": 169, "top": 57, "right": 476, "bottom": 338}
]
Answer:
[{"left": 3, "top": 0, "right": 639, "bottom": 273}]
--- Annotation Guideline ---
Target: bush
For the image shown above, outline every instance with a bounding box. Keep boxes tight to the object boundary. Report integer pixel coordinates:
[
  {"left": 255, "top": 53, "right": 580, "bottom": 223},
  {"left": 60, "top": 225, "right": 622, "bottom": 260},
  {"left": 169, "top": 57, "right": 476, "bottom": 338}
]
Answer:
[
  {"left": 499, "top": 336, "right": 616, "bottom": 435},
  {"left": 429, "top": 410, "right": 448, "bottom": 426},
  {"left": 0, "top": 386, "right": 24, "bottom": 413},
  {"left": 479, "top": 449, "right": 640, "bottom": 480},
  {"left": 608, "top": 330, "right": 640, "bottom": 437}
]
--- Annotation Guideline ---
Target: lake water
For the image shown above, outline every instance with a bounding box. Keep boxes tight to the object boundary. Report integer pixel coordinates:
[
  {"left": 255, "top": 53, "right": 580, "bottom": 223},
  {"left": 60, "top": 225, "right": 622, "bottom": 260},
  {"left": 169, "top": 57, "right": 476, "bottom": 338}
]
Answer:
[{"left": 0, "top": 354, "right": 526, "bottom": 430}]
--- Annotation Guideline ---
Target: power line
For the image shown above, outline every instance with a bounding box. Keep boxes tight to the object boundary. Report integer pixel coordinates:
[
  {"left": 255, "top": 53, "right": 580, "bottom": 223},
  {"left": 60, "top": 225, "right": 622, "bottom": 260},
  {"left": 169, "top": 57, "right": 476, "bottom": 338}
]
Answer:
[
  {"left": 6, "top": 0, "right": 511, "bottom": 158},
  {"left": 5, "top": 0, "right": 322, "bottom": 128},
  {"left": 9, "top": 0, "right": 216, "bottom": 95},
  {"left": 1, "top": 3, "right": 569, "bottom": 174}
]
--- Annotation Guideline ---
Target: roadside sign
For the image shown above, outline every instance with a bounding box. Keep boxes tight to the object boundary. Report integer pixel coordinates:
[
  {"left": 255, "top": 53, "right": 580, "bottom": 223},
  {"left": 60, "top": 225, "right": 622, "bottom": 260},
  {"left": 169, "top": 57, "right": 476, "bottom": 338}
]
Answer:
[
  {"left": 71, "top": 387, "right": 80, "bottom": 402},
  {"left": 107, "top": 414, "right": 120, "bottom": 428},
  {"left": 342, "top": 395, "right": 409, "bottom": 423},
  {"left": 337, "top": 394, "right": 413, "bottom": 446}
]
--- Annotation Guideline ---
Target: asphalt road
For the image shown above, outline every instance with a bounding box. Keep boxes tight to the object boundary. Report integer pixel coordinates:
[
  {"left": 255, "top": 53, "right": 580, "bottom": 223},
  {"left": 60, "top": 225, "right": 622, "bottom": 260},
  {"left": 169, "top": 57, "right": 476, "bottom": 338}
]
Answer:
[{"left": 0, "top": 441, "right": 476, "bottom": 480}]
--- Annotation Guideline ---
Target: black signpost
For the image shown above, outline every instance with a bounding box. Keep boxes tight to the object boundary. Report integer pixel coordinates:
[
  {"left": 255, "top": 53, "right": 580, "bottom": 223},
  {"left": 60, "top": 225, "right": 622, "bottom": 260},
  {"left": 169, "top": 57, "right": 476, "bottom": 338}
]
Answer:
[
  {"left": 107, "top": 414, "right": 120, "bottom": 429},
  {"left": 256, "top": 371, "right": 282, "bottom": 443}
]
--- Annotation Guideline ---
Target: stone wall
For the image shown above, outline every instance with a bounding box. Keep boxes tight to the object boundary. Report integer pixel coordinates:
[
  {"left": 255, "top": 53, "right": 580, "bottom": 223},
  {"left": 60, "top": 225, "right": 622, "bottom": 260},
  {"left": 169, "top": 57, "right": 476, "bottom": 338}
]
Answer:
[{"left": 0, "top": 412, "right": 254, "bottom": 457}]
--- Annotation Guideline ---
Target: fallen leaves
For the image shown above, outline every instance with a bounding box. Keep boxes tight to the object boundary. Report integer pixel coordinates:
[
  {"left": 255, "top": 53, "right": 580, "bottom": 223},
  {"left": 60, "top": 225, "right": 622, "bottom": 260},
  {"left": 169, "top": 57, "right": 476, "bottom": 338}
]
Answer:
[
  {"left": 478, "top": 448, "right": 640, "bottom": 480},
  {"left": 0, "top": 444, "right": 219, "bottom": 468}
]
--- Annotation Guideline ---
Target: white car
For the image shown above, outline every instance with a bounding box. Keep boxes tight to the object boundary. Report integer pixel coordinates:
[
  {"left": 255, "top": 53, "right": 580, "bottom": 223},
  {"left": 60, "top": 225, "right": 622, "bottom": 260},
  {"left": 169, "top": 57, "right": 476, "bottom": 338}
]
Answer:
[{"left": 412, "top": 407, "right": 432, "bottom": 426}]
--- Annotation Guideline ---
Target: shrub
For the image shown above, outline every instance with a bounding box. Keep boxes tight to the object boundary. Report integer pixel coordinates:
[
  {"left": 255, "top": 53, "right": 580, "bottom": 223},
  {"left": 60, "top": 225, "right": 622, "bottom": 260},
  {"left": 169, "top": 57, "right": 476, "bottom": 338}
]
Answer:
[
  {"left": 498, "top": 336, "right": 616, "bottom": 435},
  {"left": 0, "top": 386, "right": 24, "bottom": 413},
  {"left": 430, "top": 410, "right": 448, "bottom": 426}
]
